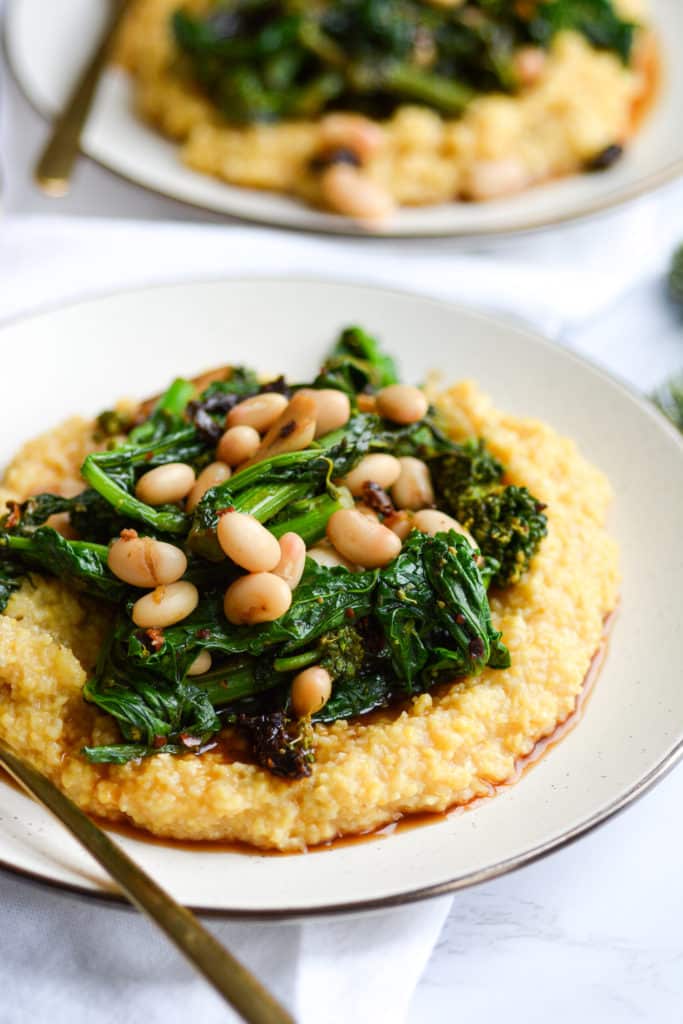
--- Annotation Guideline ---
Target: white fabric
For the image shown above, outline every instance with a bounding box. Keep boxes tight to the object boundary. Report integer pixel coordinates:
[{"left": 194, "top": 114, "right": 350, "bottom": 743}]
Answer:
[{"left": 2, "top": 16, "right": 683, "bottom": 1024}]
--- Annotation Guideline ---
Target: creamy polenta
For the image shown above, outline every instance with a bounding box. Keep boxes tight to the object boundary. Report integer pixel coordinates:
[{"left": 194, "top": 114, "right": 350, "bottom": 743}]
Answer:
[
  {"left": 114, "top": 0, "right": 651, "bottom": 219},
  {"left": 0, "top": 382, "right": 618, "bottom": 850}
]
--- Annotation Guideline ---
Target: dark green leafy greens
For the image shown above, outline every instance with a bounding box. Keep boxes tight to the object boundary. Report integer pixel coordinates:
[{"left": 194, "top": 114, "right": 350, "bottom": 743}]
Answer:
[
  {"left": 170, "top": 0, "right": 637, "bottom": 125},
  {"left": 375, "top": 530, "right": 509, "bottom": 691},
  {"left": 0, "top": 529, "right": 128, "bottom": 603},
  {"left": 0, "top": 323, "right": 549, "bottom": 778}
]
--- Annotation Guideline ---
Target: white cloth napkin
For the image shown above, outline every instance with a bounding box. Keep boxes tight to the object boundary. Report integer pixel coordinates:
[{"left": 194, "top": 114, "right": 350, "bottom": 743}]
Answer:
[{"left": 2, "top": 19, "right": 683, "bottom": 1024}]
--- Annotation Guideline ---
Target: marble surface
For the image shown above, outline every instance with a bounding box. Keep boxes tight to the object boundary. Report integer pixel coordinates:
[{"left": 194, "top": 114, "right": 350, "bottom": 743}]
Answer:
[{"left": 2, "top": 28, "right": 683, "bottom": 1021}]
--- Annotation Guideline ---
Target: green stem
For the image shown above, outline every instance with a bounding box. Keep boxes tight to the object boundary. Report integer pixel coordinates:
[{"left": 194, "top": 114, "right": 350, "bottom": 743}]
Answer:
[
  {"left": 236, "top": 481, "right": 311, "bottom": 521},
  {"left": 188, "top": 481, "right": 314, "bottom": 561},
  {"left": 194, "top": 660, "right": 284, "bottom": 706},
  {"left": 0, "top": 533, "right": 109, "bottom": 560},
  {"left": 272, "top": 649, "right": 318, "bottom": 673},
  {"left": 380, "top": 63, "right": 474, "bottom": 116},
  {"left": 269, "top": 489, "right": 353, "bottom": 544},
  {"left": 228, "top": 448, "right": 330, "bottom": 494}
]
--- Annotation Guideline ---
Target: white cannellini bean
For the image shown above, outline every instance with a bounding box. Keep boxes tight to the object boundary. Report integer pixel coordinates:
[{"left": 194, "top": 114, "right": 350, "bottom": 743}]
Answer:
[
  {"left": 464, "top": 158, "right": 530, "bottom": 201},
  {"left": 45, "top": 512, "right": 78, "bottom": 539},
  {"left": 216, "top": 510, "right": 281, "bottom": 573},
  {"left": 326, "top": 508, "right": 401, "bottom": 569},
  {"left": 226, "top": 393, "right": 288, "bottom": 433},
  {"left": 320, "top": 164, "right": 395, "bottom": 224},
  {"left": 186, "top": 461, "right": 231, "bottom": 512},
  {"left": 291, "top": 666, "right": 333, "bottom": 718},
  {"left": 244, "top": 392, "right": 317, "bottom": 466},
  {"left": 224, "top": 572, "right": 292, "bottom": 625},
  {"left": 356, "top": 394, "right": 377, "bottom": 413},
  {"left": 385, "top": 510, "right": 414, "bottom": 541},
  {"left": 217, "top": 425, "right": 261, "bottom": 466},
  {"left": 108, "top": 534, "right": 187, "bottom": 588},
  {"left": 132, "top": 582, "right": 199, "bottom": 629},
  {"left": 342, "top": 453, "right": 401, "bottom": 497},
  {"left": 392, "top": 457, "right": 435, "bottom": 511},
  {"left": 306, "top": 541, "right": 357, "bottom": 572},
  {"left": 273, "top": 532, "right": 306, "bottom": 590},
  {"left": 187, "top": 650, "right": 212, "bottom": 677},
  {"left": 319, "top": 113, "right": 386, "bottom": 161},
  {"left": 376, "top": 385, "right": 428, "bottom": 425},
  {"left": 514, "top": 46, "right": 547, "bottom": 86},
  {"left": 296, "top": 388, "right": 351, "bottom": 438},
  {"left": 412, "top": 509, "right": 476, "bottom": 546},
  {"left": 135, "top": 463, "right": 196, "bottom": 506}
]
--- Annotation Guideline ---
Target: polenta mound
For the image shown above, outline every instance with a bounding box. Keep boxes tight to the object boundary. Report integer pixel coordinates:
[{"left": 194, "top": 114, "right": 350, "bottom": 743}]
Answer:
[
  {"left": 113, "top": 0, "right": 651, "bottom": 218},
  {"left": 0, "top": 382, "right": 618, "bottom": 850}
]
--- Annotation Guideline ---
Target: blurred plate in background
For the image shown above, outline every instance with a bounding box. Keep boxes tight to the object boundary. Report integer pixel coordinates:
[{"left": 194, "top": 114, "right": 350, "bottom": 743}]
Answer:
[{"left": 5, "top": 0, "right": 683, "bottom": 236}]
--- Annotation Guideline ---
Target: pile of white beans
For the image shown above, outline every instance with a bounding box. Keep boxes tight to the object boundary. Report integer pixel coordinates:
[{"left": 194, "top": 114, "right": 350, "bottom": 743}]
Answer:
[{"left": 106, "top": 381, "right": 471, "bottom": 718}]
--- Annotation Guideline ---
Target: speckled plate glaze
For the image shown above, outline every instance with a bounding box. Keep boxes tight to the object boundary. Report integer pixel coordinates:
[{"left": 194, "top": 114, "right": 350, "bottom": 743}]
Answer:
[
  {"left": 1, "top": 278, "right": 683, "bottom": 919},
  {"left": 5, "top": 0, "right": 683, "bottom": 237}
]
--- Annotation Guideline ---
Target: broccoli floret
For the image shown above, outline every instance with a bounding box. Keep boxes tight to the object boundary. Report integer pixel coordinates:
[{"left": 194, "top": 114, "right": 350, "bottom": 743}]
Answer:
[
  {"left": 669, "top": 243, "right": 683, "bottom": 308},
  {"left": 430, "top": 439, "right": 504, "bottom": 510},
  {"left": 430, "top": 438, "right": 546, "bottom": 588},
  {"left": 455, "top": 485, "right": 548, "bottom": 588},
  {"left": 317, "top": 625, "right": 365, "bottom": 682},
  {"left": 94, "top": 409, "right": 134, "bottom": 440},
  {"left": 273, "top": 625, "right": 366, "bottom": 683}
]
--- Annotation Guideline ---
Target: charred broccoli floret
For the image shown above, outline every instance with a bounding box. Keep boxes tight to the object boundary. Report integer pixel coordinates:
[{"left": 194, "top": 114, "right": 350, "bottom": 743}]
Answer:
[
  {"left": 240, "top": 712, "right": 314, "bottom": 780},
  {"left": 455, "top": 485, "right": 548, "bottom": 588}
]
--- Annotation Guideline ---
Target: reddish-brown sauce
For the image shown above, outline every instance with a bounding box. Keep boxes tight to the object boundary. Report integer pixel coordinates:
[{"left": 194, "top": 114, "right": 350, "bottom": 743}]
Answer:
[{"left": 0, "top": 767, "right": 22, "bottom": 795}]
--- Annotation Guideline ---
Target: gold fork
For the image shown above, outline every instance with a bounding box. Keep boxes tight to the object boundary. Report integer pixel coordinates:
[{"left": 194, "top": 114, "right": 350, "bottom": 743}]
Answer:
[
  {"left": 0, "top": 737, "right": 294, "bottom": 1024},
  {"left": 34, "top": 1, "right": 128, "bottom": 195}
]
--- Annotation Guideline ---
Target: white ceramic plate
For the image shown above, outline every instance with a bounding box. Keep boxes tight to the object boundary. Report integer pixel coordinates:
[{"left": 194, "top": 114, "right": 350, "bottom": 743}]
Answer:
[
  {"left": 1, "top": 278, "right": 683, "bottom": 918},
  {"left": 6, "top": 0, "right": 683, "bottom": 237}
]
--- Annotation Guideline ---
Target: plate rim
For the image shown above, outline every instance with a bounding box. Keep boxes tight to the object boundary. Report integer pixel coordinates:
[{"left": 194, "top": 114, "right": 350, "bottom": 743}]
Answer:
[
  {"left": 1, "top": 274, "right": 683, "bottom": 919},
  {"left": 5, "top": 0, "right": 683, "bottom": 240}
]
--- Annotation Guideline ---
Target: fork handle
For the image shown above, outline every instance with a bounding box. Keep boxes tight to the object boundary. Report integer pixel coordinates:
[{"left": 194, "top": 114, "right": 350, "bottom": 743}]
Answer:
[
  {"left": 0, "top": 738, "right": 294, "bottom": 1024},
  {"left": 34, "top": 1, "right": 128, "bottom": 195}
]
